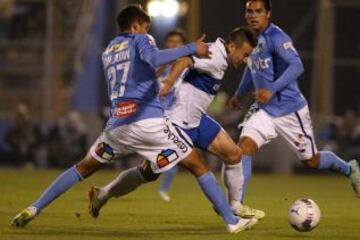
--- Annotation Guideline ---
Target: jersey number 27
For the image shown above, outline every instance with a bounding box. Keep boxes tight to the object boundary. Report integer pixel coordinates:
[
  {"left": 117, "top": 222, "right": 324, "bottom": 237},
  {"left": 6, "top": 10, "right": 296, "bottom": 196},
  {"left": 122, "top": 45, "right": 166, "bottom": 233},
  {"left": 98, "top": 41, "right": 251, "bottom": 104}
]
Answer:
[{"left": 107, "top": 62, "right": 130, "bottom": 100}]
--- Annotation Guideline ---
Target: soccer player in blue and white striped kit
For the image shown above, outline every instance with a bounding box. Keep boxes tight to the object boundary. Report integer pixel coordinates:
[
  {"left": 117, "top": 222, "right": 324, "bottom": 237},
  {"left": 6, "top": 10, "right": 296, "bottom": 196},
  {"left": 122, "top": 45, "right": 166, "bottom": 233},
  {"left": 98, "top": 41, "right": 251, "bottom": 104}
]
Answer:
[
  {"left": 227, "top": 0, "right": 360, "bottom": 215},
  {"left": 12, "top": 5, "right": 257, "bottom": 233}
]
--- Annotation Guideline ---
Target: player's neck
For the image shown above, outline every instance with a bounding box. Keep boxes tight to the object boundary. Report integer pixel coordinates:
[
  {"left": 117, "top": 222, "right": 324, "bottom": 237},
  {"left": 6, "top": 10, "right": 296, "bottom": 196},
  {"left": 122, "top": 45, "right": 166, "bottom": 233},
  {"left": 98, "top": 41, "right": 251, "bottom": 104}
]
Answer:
[{"left": 257, "top": 22, "right": 271, "bottom": 34}]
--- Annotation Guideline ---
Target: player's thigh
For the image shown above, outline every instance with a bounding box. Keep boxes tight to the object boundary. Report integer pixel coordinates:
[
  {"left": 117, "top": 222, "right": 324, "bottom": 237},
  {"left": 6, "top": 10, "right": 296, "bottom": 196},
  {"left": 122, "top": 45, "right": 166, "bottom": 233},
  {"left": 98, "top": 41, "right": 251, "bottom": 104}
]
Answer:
[
  {"left": 116, "top": 118, "right": 194, "bottom": 174},
  {"left": 208, "top": 128, "right": 242, "bottom": 165},
  {"left": 274, "top": 106, "right": 318, "bottom": 160},
  {"left": 238, "top": 136, "right": 258, "bottom": 156},
  {"left": 179, "top": 148, "right": 208, "bottom": 177},
  {"left": 183, "top": 114, "right": 222, "bottom": 152},
  {"left": 239, "top": 108, "right": 277, "bottom": 151},
  {"left": 89, "top": 129, "right": 127, "bottom": 165}
]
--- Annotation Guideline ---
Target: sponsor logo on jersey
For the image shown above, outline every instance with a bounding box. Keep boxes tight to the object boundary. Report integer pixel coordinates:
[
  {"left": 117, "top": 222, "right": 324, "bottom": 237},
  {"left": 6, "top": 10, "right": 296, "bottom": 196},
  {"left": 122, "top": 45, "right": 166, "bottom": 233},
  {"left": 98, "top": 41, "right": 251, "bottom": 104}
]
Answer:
[
  {"left": 156, "top": 149, "right": 179, "bottom": 168},
  {"left": 104, "top": 41, "right": 129, "bottom": 55},
  {"left": 163, "top": 126, "right": 189, "bottom": 153},
  {"left": 248, "top": 57, "right": 272, "bottom": 71},
  {"left": 283, "top": 41, "right": 298, "bottom": 54},
  {"left": 113, "top": 41, "right": 129, "bottom": 52},
  {"left": 95, "top": 142, "right": 114, "bottom": 161},
  {"left": 114, "top": 101, "right": 139, "bottom": 118}
]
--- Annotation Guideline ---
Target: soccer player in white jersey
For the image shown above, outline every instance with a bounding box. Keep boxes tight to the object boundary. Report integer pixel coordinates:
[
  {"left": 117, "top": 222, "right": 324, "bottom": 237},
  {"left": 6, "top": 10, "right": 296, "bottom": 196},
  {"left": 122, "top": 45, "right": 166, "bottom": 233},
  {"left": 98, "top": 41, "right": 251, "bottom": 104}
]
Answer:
[
  {"left": 227, "top": 0, "right": 360, "bottom": 214},
  {"left": 156, "top": 29, "right": 187, "bottom": 202},
  {"left": 87, "top": 27, "right": 265, "bottom": 220},
  {"left": 12, "top": 5, "right": 257, "bottom": 233}
]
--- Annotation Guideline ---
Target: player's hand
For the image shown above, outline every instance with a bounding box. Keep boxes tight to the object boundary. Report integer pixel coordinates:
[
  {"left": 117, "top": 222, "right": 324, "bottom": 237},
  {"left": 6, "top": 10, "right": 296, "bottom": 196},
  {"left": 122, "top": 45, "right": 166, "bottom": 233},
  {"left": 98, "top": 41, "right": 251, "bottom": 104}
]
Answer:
[
  {"left": 195, "top": 34, "right": 212, "bottom": 59},
  {"left": 255, "top": 88, "right": 273, "bottom": 105},
  {"left": 159, "top": 82, "right": 172, "bottom": 98},
  {"left": 228, "top": 95, "right": 242, "bottom": 110}
]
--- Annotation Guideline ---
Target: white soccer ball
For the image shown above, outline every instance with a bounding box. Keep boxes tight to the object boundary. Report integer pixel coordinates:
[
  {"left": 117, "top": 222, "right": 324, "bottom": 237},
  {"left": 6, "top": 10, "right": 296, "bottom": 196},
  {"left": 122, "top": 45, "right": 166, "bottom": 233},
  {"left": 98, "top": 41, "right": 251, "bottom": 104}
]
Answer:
[{"left": 288, "top": 198, "right": 321, "bottom": 232}]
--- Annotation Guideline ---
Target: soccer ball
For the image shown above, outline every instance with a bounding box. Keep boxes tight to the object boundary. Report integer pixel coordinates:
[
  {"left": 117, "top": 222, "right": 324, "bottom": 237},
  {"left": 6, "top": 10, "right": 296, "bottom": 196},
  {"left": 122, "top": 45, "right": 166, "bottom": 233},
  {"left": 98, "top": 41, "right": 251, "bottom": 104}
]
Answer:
[{"left": 288, "top": 198, "right": 321, "bottom": 232}]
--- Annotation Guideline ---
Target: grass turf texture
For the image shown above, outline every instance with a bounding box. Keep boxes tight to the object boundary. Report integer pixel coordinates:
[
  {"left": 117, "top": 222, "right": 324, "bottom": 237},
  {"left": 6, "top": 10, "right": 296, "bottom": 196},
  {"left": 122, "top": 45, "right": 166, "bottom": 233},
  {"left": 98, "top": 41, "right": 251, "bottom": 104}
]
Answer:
[{"left": 0, "top": 170, "right": 359, "bottom": 240}]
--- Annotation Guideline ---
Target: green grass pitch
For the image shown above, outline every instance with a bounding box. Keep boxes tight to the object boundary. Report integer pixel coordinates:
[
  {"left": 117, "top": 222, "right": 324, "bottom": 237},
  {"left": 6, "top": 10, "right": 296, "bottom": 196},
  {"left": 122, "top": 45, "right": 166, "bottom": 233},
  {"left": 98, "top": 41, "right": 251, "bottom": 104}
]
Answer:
[{"left": 0, "top": 170, "right": 359, "bottom": 240}]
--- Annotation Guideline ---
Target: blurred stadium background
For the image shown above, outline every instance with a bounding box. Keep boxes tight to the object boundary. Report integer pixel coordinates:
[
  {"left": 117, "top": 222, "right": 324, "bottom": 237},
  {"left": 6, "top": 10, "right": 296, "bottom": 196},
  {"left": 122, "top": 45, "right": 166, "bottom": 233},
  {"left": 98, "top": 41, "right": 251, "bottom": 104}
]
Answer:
[{"left": 0, "top": 0, "right": 359, "bottom": 173}]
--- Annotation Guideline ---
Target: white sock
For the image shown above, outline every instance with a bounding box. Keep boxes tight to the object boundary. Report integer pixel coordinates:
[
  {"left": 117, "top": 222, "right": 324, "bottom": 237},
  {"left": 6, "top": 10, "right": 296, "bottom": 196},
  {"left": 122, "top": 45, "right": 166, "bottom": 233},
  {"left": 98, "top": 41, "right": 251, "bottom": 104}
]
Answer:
[
  {"left": 230, "top": 200, "right": 243, "bottom": 213},
  {"left": 98, "top": 167, "right": 146, "bottom": 202},
  {"left": 222, "top": 162, "right": 244, "bottom": 204}
]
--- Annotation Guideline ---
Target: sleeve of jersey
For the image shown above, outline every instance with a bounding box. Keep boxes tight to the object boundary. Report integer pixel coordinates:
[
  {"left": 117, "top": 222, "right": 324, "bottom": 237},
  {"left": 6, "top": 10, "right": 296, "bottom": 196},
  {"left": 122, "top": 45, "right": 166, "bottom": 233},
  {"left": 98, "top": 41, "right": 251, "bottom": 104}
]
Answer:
[
  {"left": 192, "top": 45, "right": 226, "bottom": 79},
  {"left": 269, "top": 33, "right": 304, "bottom": 93},
  {"left": 235, "top": 67, "right": 253, "bottom": 97},
  {"left": 137, "top": 35, "right": 197, "bottom": 70}
]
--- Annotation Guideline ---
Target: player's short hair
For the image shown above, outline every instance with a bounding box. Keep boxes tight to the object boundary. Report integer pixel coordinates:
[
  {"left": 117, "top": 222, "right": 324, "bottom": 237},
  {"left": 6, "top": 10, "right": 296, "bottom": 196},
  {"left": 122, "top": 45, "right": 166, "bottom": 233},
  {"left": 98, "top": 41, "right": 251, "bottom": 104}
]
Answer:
[
  {"left": 227, "top": 26, "right": 258, "bottom": 48},
  {"left": 117, "top": 5, "right": 150, "bottom": 31},
  {"left": 165, "top": 29, "right": 187, "bottom": 43},
  {"left": 245, "top": 0, "right": 272, "bottom": 12}
]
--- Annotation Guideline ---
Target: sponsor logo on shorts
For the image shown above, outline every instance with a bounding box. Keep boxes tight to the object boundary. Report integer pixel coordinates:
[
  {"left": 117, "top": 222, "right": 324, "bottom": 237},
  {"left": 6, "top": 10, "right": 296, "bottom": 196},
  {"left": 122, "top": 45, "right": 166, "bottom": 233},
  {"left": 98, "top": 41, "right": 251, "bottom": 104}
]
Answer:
[
  {"left": 95, "top": 142, "right": 114, "bottom": 161},
  {"left": 156, "top": 149, "right": 179, "bottom": 168},
  {"left": 163, "top": 126, "right": 188, "bottom": 153},
  {"left": 114, "top": 101, "right": 138, "bottom": 118}
]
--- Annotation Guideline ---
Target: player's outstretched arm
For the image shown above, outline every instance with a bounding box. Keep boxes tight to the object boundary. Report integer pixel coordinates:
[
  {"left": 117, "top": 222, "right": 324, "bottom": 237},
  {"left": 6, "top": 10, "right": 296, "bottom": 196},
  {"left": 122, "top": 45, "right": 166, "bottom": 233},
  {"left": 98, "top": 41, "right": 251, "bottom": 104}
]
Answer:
[
  {"left": 269, "top": 36, "right": 304, "bottom": 93},
  {"left": 159, "top": 57, "right": 192, "bottom": 98},
  {"left": 229, "top": 67, "right": 253, "bottom": 110},
  {"left": 138, "top": 35, "right": 209, "bottom": 70}
]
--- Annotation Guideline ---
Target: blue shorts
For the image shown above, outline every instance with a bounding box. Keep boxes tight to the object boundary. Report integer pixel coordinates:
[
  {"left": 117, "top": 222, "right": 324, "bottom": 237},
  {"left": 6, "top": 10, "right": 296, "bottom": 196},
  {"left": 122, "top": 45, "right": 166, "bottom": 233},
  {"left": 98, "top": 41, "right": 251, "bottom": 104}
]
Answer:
[{"left": 181, "top": 114, "right": 221, "bottom": 151}]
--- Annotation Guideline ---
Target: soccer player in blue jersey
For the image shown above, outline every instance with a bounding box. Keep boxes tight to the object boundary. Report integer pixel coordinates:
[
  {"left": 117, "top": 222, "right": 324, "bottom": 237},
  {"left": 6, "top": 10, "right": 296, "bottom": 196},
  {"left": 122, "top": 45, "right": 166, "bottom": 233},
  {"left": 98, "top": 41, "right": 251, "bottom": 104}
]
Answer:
[
  {"left": 12, "top": 5, "right": 257, "bottom": 233},
  {"left": 87, "top": 26, "right": 265, "bottom": 220},
  {"left": 227, "top": 0, "right": 360, "bottom": 214}
]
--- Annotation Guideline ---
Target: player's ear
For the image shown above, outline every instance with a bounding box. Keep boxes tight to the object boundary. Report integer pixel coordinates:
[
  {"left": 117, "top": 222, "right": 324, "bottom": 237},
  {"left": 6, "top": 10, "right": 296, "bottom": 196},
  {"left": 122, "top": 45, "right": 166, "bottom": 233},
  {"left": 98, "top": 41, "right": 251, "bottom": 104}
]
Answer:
[
  {"left": 227, "top": 42, "right": 236, "bottom": 53},
  {"left": 266, "top": 11, "right": 271, "bottom": 19},
  {"left": 131, "top": 22, "right": 140, "bottom": 33}
]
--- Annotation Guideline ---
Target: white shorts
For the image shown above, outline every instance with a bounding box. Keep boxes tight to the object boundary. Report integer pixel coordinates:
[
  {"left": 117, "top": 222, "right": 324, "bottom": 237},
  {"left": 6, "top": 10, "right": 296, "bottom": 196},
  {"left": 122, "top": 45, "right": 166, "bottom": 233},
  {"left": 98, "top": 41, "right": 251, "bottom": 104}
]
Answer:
[
  {"left": 89, "top": 118, "right": 193, "bottom": 173},
  {"left": 239, "top": 105, "right": 317, "bottom": 160}
]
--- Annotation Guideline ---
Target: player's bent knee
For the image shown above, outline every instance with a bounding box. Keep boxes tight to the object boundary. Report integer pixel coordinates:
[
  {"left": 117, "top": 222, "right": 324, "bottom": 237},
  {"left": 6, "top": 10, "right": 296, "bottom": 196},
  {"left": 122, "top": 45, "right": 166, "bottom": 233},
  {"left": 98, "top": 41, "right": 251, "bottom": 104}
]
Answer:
[
  {"left": 238, "top": 137, "right": 258, "bottom": 156},
  {"left": 225, "top": 147, "right": 242, "bottom": 165},
  {"left": 75, "top": 154, "right": 103, "bottom": 178},
  {"left": 138, "top": 160, "right": 160, "bottom": 182},
  {"left": 301, "top": 154, "right": 320, "bottom": 169}
]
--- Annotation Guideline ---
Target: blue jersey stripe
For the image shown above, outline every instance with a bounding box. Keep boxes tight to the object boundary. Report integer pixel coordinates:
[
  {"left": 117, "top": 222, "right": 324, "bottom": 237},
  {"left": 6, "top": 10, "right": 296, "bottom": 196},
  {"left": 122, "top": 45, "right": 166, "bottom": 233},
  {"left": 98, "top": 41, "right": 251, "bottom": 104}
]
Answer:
[{"left": 183, "top": 69, "right": 223, "bottom": 95}]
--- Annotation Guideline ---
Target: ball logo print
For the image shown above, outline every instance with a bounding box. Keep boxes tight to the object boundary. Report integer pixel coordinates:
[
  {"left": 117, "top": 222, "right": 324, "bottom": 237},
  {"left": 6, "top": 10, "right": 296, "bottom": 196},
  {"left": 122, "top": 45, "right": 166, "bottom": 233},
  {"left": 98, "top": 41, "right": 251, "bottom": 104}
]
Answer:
[
  {"left": 156, "top": 149, "right": 179, "bottom": 168},
  {"left": 288, "top": 198, "right": 321, "bottom": 232}
]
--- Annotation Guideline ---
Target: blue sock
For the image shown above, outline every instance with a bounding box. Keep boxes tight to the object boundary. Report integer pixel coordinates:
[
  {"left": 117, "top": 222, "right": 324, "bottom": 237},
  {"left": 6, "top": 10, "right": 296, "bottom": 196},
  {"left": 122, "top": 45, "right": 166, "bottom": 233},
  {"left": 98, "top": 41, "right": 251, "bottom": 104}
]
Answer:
[
  {"left": 32, "top": 166, "right": 83, "bottom": 213},
  {"left": 159, "top": 166, "right": 178, "bottom": 192},
  {"left": 319, "top": 151, "right": 351, "bottom": 176},
  {"left": 197, "top": 171, "right": 238, "bottom": 225},
  {"left": 240, "top": 155, "right": 252, "bottom": 204}
]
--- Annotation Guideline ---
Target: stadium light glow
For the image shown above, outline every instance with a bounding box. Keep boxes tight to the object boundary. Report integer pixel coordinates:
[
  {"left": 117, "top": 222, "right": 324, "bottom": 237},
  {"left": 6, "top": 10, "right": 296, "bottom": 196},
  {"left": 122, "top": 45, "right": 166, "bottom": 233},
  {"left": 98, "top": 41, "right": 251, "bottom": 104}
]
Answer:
[{"left": 147, "top": 0, "right": 180, "bottom": 18}]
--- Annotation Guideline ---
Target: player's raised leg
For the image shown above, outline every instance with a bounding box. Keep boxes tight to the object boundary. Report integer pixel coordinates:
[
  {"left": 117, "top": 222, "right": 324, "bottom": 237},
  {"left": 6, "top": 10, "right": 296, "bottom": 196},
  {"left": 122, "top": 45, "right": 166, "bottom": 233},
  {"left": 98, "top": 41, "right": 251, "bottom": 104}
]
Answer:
[
  {"left": 275, "top": 106, "right": 360, "bottom": 198},
  {"left": 12, "top": 154, "right": 104, "bottom": 227},
  {"left": 89, "top": 149, "right": 258, "bottom": 233}
]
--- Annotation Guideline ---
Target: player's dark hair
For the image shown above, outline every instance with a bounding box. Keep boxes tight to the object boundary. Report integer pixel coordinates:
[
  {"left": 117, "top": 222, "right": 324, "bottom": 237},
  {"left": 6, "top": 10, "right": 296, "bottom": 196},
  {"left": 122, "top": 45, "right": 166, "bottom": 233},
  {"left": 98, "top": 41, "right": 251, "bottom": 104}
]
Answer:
[
  {"left": 165, "top": 29, "right": 187, "bottom": 43},
  {"left": 117, "top": 5, "right": 150, "bottom": 31},
  {"left": 245, "top": 0, "right": 272, "bottom": 12},
  {"left": 227, "top": 26, "right": 258, "bottom": 48}
]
